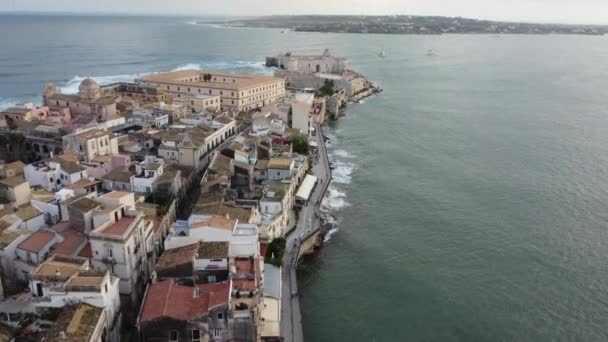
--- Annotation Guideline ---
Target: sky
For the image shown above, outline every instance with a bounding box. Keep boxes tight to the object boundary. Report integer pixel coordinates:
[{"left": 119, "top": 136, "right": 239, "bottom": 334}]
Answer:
[{"left": 2, "top": 0, "right": 608, "bottom": 25}]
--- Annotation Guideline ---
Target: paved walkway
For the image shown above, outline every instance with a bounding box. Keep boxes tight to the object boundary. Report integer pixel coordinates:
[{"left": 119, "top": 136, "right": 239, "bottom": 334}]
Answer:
[{"left": 281, "top": 123, "right": 332, "bottom": 342}]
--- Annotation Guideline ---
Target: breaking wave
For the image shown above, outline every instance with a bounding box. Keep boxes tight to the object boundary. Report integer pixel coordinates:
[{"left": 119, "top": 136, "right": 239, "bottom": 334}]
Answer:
[
  {"left": 323, "top": 226, "right": 340, "bottom": 243},
  {"left": 331, "top": 160, "right": 354, "bottom": 185},
  {"left": 0, "top": 96, "right": 41, "bottom": 111},
  {"left": 332, "top": 149, "right": 356, "bottom": 159},
  {"left": 322, "top": 185, "right": 350, "bottom": 210},
  {"left": 58, "top": 60, "right": 273, "bottom": 94}
]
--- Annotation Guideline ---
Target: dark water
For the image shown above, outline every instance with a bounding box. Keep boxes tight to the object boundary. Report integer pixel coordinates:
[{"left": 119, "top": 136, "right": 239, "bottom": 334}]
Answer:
[{"left": 3, "top": 14, "right": 608, "bottom": 341}]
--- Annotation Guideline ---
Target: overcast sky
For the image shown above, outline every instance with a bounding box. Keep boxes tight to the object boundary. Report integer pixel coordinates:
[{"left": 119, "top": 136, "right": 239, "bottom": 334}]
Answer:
[{"left": 2, "top": 0, "right": 608, "bottom": 24}]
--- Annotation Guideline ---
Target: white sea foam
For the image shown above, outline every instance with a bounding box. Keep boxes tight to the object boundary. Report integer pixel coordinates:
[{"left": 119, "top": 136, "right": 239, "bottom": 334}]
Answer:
[
  {"left": 58, "top": 60, "right": 273, "bottom": 95},
  {"left": 323, "top": 227, "right": 340, "bottom": 243},
  {"left": 322, "top": 185, "right": 350, "bottom": 210},
  {"left": 59, "top": 72, "right": 151, "bottom": 94},
  {"left": 0, "top": 96, "right": 41, "bottom": 111},
  {"left": 331, "top": 160, "right": 354, "bottom": 185},
  {"left": 332, "top": 149, "right": 356, "bottom": 159}
]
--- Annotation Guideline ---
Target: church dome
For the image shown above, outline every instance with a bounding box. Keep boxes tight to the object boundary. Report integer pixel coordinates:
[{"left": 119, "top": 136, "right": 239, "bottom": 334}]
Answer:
[
  {"left": 43, "top": 82, "right": 58, "bottom": 96},
  {"left": 79, "top": 78, "right": 101, "bottom": 100}
]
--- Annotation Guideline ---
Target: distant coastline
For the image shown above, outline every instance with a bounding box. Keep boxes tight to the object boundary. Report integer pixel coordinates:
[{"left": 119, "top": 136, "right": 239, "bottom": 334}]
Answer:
[{"left": 203, "top": 15, "right": 608, "bottom": 35}]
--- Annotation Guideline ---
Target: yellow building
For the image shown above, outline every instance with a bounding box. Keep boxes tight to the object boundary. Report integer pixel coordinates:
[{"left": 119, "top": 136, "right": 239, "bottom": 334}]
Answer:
[{"left": 138, "top": 70, "right": 286, "bottom": 112}]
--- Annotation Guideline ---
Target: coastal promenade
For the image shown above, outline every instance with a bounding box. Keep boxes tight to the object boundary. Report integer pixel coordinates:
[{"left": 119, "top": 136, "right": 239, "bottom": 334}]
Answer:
[{"left": 281, "top": 122, "right": 332, "bottom": 342}]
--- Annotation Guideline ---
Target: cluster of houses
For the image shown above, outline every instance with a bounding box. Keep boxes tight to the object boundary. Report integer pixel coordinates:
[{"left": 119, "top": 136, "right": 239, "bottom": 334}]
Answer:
[{"left": 0, "top": 50, "right": 353, "bottom": 342}]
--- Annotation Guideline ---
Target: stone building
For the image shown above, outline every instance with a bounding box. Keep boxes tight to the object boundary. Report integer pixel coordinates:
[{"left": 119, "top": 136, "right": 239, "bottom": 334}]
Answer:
[
  {"left": 138, "top": 70, "right": 286, "bottom": 112},
  {"left": 43, "top": 78, "right": 118, "bottom": 121},
  {"left": 265, "top": 49, "right": 349, "bottom": 74}
]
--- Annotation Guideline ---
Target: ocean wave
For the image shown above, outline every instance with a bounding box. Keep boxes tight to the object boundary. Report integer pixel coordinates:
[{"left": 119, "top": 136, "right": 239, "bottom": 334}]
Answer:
[
  {"left": 331, "top": 160, "right": 354, "bottom": 185},
  {"left": 0, "top": 96, "right": 41, "bottom": 111},
  {"left": 58, "top": 60, "right": 273, "bottom": 94},
  {"left": 59, "top": 72, "right": 151, "bottom": 94},
  {"left": 332, "top": 149, "right": 356, "bottom": 159},
  {"left": 322, "top": 185, "right": 350, "bottom": 210},
  {"left": 323, "top": 226, "right": 340, "bottom": 243}
]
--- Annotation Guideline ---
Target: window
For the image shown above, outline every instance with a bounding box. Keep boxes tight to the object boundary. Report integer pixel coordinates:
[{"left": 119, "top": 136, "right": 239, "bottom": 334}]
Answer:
[
  {"left": 192, "top": 329, "right": 200, "bottom": 342},
  {"left": 104, "top": 284, "right": 108, "bottom": 293},
  {"left": 169, "top": 330, "right": 178, "bottom": 342},
  {"left": 213, "top": 330, "right": 221, "bottom": 337},
  {"left": 106, "top": 248, "right": 113, "bottom": 258},
  {"left": 217, "top": 312, "right": 223, "bottom": 320}
]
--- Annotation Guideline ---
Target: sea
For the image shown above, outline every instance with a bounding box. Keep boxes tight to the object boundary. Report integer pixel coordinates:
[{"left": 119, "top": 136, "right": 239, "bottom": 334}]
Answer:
[{"left": 3, "top": 14, "right": 608, "bottom": 342}]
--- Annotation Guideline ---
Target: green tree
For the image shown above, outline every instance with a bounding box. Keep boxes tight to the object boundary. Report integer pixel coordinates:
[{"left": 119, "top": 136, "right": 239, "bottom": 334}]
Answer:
[
  {"left": 265, "top": 237, "right": 286, "bottom": 266},
  {"left": 315, "top": 79, "right": 335, "bottom": 97},
  {"left": 291, "top": 134, "right": 309, "bottom": 155}
]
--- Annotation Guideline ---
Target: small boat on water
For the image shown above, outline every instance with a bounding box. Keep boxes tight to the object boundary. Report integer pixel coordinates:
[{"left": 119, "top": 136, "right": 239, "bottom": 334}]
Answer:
[
  {"left": 378, "top": 48, "right": 386, "bottom": 58},
  {"left": 426, "top": 49, "right": 434, "bottom": 56}
]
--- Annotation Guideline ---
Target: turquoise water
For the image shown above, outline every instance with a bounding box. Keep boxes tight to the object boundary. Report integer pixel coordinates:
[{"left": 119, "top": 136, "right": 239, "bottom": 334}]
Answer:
[{"left": 3, "top": 15, "right": 608, "bottom": 341}]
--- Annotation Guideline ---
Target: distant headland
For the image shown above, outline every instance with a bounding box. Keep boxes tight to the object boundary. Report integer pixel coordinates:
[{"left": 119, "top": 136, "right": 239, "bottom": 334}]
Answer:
[{"left": 205, "top": 15, "right": 608, "bottom": 35}]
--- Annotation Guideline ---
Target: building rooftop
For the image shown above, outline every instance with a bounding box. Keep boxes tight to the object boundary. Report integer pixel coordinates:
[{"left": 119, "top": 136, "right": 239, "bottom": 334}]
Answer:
[
  {"left": 197, "top": 241, "right": 229, "bottom": 259},
  {"left": 52, "top": 228, "right": 86, "bottom": 257},
  {"left": 41, "top": 303, "right": 103, "bottom": 342},
  {"left": 17, "top": 230, "right": 55, "bottom": 253},
  {"left": 194, "top": 204, "right": 253, "bottom": 223},
  {"left": 101, "top": 167, "right": 132, "bottom": 183},
  {"left": 191, "top": 215, "right": 237, "bottom": 231},
  {"left": 76, "top": 129, "right": 110, "bottom": 140},
  {"left": 31, "top": 188, "right": 56, "bottom": 203},
  {"left": 100, "top": 216, "right": 136, "bottom": 237},
  {"left": 5, "top": 161, "right": 26, "bottom": 172},
  {"left": 267, "top": 158, "right": 293, "bottom": 170},
  {"left": 141, "top": 69, "right": 283, "bottom": 91},
  {"left": 100, "top": 191, "right": 132, "bottom": 200},
  {"left": 0, "top": 176, "right": 27, "bottom": 188},
  {"left": 31, "top": 255, "right": 88, "bottom": 281},
  {"left": 68, "top": 197, "right": 101, "bottom": 212},
  {"left": 155, "top": 242, "right": 198, "bottom": 275},
  {"left": 15, "top": 205, "right": 44, "bottom": 222},
  {"left": 64, "top": 271, "right": 106, "bottom": 292},
  {"left": 63, "top": 179, "right": 100, "bottom": 190},
  {"left": 139, "top": 279, "right": 230, "bottom": 323}
]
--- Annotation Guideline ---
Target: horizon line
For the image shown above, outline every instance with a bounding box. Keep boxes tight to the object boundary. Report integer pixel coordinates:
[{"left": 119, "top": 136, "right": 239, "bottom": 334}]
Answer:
[{"left": 1, "top": 10, "right": 607, "bottom": 26}]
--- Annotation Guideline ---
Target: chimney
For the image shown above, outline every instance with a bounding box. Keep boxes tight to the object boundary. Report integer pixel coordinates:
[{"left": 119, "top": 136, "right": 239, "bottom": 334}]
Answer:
[
  {"left": 193, "top": 287, "right": 199, "bottom": 298},
  {"left": 225, "top": 213, "right": 230, "bottom": 220},
  {"left": 55, "top": 269, "right": 61, "bottom": 278}
]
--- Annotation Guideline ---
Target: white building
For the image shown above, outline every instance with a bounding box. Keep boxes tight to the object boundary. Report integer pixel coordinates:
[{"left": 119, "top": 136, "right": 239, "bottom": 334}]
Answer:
[
  {"left": 88, "top": 207, "right": 151, "bottom": 304},
  {"left": 24, "top": 158, "right": 88, "bottom": 192},
  {"left": 131, "top": 108, "right": 169, "bottom": 128}
]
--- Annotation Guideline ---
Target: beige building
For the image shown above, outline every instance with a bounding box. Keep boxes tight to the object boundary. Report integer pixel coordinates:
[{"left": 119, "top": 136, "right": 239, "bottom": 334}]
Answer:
[
  {"left": 188, "top": 94, "right": 221, "bottom": 113},
  {"left": 138, "top": 69, "right": 286, "bottom": 112},
  {"left": 0, "top": 176, "right": 31, "bottom": 206},
  {"left": 266, "top": 49, "right": 349, "bottom": 74},
  {"left": 157, "top": 118, "right": 237, "bottom": 172},
  {"left": 43, "top": 78, "right": 118, "bottom": 121},
  {"left": 62, "top": 128, "right": 119, "bottom": 162}
]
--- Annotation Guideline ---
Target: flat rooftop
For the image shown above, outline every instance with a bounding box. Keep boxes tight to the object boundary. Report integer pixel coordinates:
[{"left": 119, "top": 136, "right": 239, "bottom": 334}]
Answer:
[
  {"left": 141, "top": 69, "right": 283, "bottom": 91},
  {"left": 100, "top": 216, "right": 136, "bottom": 237}
]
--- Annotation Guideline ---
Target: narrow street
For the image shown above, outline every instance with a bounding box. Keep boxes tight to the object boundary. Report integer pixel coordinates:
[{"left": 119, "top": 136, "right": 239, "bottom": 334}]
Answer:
[{"left": 281, "top": 122, "right": 332, "bottom": 342}]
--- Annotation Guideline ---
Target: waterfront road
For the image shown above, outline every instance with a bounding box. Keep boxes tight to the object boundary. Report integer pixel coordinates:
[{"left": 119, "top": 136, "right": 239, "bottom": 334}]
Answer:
[{"left": 281, "top": 122, "right": 332, "bottom": 342}]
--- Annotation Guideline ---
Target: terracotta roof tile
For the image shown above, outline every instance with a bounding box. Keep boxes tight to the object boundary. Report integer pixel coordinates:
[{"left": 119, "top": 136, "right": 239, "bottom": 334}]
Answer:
[
  {"left": 17, "top": 230, "right": 55, "bottom": 253},
  {"left": 139, "top": 280, "right": 230, "bottom": 323},
  {"left": 53, "top": 228, "right": 86, "bottom": 256},
  {"left": 155, "top": 242, "right": 198, "bottom": 273},
  {"left": 101, "top": 216, "right": 135, "bottom": 237},
  {"left": 77, "top": 243, "right": 92, "bottom": 259}
]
